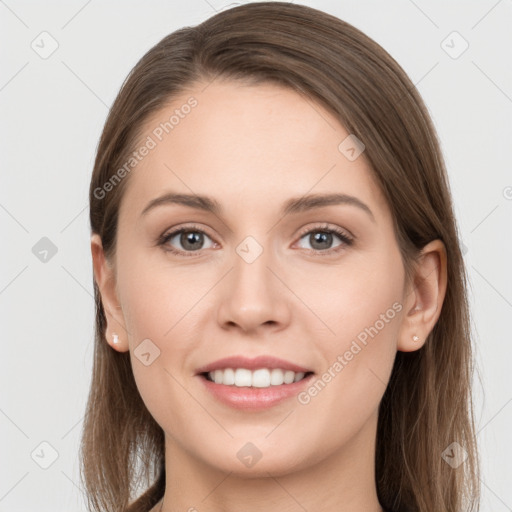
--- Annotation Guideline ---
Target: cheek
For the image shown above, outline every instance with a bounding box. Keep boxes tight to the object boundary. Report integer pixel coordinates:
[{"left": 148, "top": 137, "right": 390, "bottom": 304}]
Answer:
[
  {"left": 116, "top": 252, "right": 209, "bottom": 411},
  {"left": 129, "top": 355, "right": 198, "bottom": 448},
  {"left": 298, "top": 251, "right": 402, "bottom": 373},
  {"left": 291, "top": 249, "right": 404, "bottom": 342},
  {"left": 122, "top": 260, "right": 199, "bottom": 434},
  {"left": 116, "top": 249, "right": 209, "bottom": 343},
  {"left": 297, "top": 252, "right": 403, "bottom": 424}
]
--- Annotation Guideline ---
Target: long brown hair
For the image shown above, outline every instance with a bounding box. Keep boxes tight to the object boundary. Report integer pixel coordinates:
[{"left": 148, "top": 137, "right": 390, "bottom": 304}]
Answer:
[{"left": 82, "top": 3, "right": 480, "bottom": 511}]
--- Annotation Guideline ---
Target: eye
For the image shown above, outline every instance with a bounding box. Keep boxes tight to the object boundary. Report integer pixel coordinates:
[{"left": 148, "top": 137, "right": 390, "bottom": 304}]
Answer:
[
  {"left": 295, "top": 224, "right": 354, "bottom": 255},
  {"left": 157, "top": 223, "right": 354, "bottom": 258},
  {"left": 158, "top": 224, "right": 216, "bottom": 257}
]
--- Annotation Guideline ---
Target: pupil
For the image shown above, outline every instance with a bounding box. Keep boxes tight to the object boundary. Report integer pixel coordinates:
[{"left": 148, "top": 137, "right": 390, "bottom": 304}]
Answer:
[
  {"left": 182, "top": 231, "right": 202, "bottom": 251},
  {"left": 311, "top": 231, "right": 332, "bottom": 250}
]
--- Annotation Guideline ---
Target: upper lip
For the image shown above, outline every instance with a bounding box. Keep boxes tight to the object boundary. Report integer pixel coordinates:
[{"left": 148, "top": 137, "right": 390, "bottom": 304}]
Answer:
[{"left": 195, "top": 355, "right": 313, "bottom": 375}]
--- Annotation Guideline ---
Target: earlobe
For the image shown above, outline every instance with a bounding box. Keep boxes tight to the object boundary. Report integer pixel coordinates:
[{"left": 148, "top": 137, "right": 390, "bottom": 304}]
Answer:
[
  {"left": 397, "top": 239, "right": 448, "bottom": 352},
  {"left": 91, "top": 234, "right": 129, "bottom": 352}
]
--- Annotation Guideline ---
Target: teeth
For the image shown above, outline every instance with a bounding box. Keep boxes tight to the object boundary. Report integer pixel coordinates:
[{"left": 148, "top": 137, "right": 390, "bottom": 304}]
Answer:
[{"left": 207, "top": 368, "right": 307, "bottom": 387}]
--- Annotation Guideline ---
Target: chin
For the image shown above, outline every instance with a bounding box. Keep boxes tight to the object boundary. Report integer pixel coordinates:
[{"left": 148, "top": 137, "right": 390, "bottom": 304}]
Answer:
[{"left": 200, "top": 446, "right": 310, "bottom": 478}]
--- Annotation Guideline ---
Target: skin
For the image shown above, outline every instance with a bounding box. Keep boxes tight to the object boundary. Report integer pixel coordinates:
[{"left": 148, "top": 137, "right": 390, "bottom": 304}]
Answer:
[{"left": 91, "top": 80, "right": 447, "bottom": 512}]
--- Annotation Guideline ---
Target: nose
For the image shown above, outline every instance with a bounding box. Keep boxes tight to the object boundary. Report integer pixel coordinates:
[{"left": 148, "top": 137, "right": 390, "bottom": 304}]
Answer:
[{"left": 216, "top": 239, "right": 291, "bottom": 335}]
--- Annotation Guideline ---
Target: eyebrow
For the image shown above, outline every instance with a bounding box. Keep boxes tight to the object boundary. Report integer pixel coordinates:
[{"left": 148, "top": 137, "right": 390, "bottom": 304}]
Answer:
[{"left": 140, "top": 191, "right": 375, "bottom": 222}]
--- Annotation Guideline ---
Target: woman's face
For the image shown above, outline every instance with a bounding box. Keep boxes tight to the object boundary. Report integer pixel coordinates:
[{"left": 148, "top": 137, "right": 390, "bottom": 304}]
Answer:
[{"left": 109, "top": 80, "right": 410, "bottom": 476}]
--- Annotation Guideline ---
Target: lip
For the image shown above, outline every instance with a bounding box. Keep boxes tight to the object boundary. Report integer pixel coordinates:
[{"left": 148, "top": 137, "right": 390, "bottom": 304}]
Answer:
[
  {"left": 198, "top": 372, "right": 315, "bottom": 410},
  {"left": 195, "top": 355, "right": 313, "bottom": 374}
]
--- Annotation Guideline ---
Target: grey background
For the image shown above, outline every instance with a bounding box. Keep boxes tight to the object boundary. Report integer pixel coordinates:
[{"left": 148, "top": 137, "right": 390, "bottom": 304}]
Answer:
[{"left": 1, "top": 0, "right": 511, "bottom": 510}]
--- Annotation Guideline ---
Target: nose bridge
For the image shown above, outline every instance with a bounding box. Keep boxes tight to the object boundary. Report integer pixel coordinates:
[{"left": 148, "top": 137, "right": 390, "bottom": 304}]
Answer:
[
  {"left": 217, "top": 232, "right": 289, "bottom": 332},
  {"left": 232, "top": 233, "right": 276, "bottom": 302}
]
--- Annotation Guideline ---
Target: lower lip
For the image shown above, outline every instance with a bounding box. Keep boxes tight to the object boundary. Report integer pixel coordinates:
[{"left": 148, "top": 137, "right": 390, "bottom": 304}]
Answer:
[{"left": 198, "top": 374, "right": 314, "bottom": 410}]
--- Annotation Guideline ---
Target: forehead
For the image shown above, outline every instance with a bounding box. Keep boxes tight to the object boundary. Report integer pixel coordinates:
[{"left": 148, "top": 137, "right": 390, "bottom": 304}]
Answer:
[{"left": 119, "top": 79, "right": 389, "bottom": 222}]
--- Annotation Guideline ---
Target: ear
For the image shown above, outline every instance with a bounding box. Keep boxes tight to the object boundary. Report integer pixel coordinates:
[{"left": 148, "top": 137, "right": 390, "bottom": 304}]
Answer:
[
  {"left": 91, "top": 233, "right": 129, "bottom": 352},
  {"left": 397, "top": 239, "right": 448, "bottom": 352}
]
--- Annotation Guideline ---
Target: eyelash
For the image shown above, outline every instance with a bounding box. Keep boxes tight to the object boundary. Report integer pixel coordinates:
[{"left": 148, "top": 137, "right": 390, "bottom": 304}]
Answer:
[{"left": 157, "top": 223, "right": 354, "bottom": 258}]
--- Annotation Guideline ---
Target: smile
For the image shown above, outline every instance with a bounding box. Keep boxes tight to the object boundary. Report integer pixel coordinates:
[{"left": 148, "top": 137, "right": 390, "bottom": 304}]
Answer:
[{"left": 204, "top": 368, "right": 312, "bottom": 387}]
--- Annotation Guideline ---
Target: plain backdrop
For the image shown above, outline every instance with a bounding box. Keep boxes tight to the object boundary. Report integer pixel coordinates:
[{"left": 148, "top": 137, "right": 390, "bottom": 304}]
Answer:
[{"left": 1, "top": 1, "right": 511, "bottom": 510}]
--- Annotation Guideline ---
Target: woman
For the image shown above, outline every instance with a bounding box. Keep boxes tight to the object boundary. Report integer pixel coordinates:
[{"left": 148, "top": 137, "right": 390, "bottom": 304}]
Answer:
[{"left": 82, "top": 2, "right": 480, "bottom": 511}]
